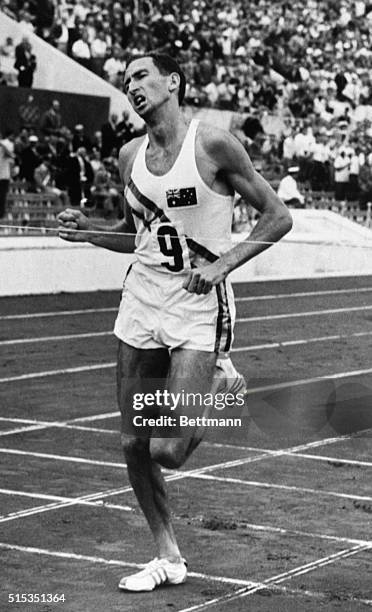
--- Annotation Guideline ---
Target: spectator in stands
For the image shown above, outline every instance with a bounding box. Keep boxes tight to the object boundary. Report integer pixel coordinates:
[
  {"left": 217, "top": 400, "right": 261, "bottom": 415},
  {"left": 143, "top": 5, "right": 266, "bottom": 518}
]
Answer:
[
  {"left": 67, "top": 15, "right": 82, "bottom": 56},
  {"left": 294, "top": 123, "right": 316, "bottom": 181},
  {"left": 41, "top": 100, "right": 62, "bottom": 137},
  {"left": 73, "top": 0, "right": 91, "bottom": 23},
  {"left": 0, "top": 36, "right": 17, "bottom": 85},
  {"left": 36, "top": 133, "right": 58, "bottom": 164},
  {"left": 72, "top": 124, "right": 91, "bottom": 153},
  {"left": 90, "top": 148, "right": 105, "bottom": 175},
  {"left": 34, "top": 156, "right": 68, "bottom": 206},
  {"left": 310, "top": 131, "right": 332, "bottom": 191},
  {"left": 90, "top": 165, "right": 120, "bottom": 218},
  {"left": 71, "top": 27, "right": 91, "bottom": 71},
  {"left": 85, "top": 13, "right": 97, "bottom": 45},
  {"left": 282, "top": 131, "right": 297, "bottom": 165},
  {"left": 101, "top": 113, "right": 119, "bottom": 159},
  {"left": 14, "top": 37, "right": 37, "bottom": 88},
  {"left": 18, "top": 94, "right": 40, "bottom": 131},
  {"left": 348, "top": 149, "right": 362, "bottom": 200},
  {"left": 277, "top": 166, "right": 305, "bottom": 208},
  {"left": 0, "top": 1, "right": 16, "bottom": 20},
  {"left": 19, "top": 134, "right": 41, "bottom": 189},
  {"left": 92, "top": 130, "right": 103, "bottom": 152},
  {"left": 33, "top": 0, "right": 55, "bottom": 38},
  {"left": 103, "top": 44, "right": 126, "bottom": 87},
  {"left": 14, "top": 128, "right": 30, "bottom": 158},
  {"left": 90, "top": 31, "right": 108, "bottom": 77},
  {"left": 52, "top": 13, "right": 69, "bottom": 54},
  {"left": 0, "top": 131, "right": 14, "bottom": 218},
  {"left": 65, "top": 146, "right": 94, "bottom": 206},
  {"left": 334, "top": 150, "right": 351, "bottom": 201},
  {"left": 115, "top": 110, "right": 137, "bottom": 147},
  {"left": 203, "top": 75, "right": 220, "bottom": 107},
  {"left": 358, "top": 156, "right": 372, "bottom": 209},
  {"left": 18, "top": 11, "right": 35, "bottom": 34}
]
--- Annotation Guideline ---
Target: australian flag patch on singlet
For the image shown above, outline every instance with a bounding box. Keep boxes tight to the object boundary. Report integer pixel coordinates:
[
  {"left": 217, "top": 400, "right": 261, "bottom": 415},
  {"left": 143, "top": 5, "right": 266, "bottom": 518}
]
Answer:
[{"left": 166, "top": 187, "right": 197, "bottom": 208}]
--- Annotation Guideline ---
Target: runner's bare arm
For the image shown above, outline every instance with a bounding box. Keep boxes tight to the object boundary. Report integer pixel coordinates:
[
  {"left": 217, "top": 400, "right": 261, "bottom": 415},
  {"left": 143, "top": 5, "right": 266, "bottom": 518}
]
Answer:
[
  {"left": 183, "top": 129, "right": 292, "bottom": 294},
  {"left": 58, "top": 139, "right": 142, "bottom": 252}
]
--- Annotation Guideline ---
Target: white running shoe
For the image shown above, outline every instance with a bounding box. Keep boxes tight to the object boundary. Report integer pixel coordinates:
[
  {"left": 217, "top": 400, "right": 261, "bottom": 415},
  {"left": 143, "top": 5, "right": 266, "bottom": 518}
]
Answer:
[
  {"left": 213, "top": 356, "right": 247, "bottom": 396},
  {"left": 118, "top": 557, "right": 187, "bottom": 592}
]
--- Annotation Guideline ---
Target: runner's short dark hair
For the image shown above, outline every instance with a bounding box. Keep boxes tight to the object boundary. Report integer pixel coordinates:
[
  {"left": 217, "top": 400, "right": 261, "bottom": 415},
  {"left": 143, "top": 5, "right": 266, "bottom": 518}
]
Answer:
[{"left": 126, "top": 53, "right": 186, "bottom": 105}]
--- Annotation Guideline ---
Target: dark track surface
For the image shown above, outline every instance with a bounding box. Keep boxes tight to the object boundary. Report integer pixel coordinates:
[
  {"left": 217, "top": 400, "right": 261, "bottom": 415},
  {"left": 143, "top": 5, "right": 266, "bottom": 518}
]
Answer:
[{"left": 0, "top": 276, "right": 371, "bottom": 611}]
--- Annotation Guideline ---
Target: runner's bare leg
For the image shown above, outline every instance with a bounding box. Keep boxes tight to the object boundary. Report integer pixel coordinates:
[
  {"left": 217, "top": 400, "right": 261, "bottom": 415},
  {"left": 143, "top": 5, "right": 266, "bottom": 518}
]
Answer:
[{"left": 118, "top": 342, "right": 216, "bottom": 561}]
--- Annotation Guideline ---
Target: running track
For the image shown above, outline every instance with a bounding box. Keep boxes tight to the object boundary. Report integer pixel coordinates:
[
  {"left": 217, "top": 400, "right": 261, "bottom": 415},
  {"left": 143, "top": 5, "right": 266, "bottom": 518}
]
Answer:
[{"left": 0, "top": 275, "right": 371, "bottom": 611}]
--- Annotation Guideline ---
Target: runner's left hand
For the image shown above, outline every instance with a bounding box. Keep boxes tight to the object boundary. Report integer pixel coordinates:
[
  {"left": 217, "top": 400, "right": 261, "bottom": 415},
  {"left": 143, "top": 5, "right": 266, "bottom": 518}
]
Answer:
[{"left": 182, "top": 261, "right": 228, "bottom": 294}]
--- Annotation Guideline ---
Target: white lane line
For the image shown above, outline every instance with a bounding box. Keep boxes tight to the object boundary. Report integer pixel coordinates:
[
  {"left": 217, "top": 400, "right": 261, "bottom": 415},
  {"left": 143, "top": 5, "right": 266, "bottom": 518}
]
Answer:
[
  {"left": 1, "top": 542, "right": 371, "bottom": 606},
  {"left": 0, "top": 418, "right": 117, "bottom": 436},
  {"left": 186, "top": 472, "right": 372, "bottom": 503},
  {"left": 0, "top": 331, "right": 112, "bottom": 346},
  {"left": 207, "top": 442, "right": 372, "bottom": 468},
  {"left": 0, "top": 542, "right": 262, "bottom": 587},
  {"left": 0, "top": 414, "right": 120, "bottom": 427},
  {"left": 0, "top": 307, "right": 116, "bottom": 321},
  {"left": 1, "top": 364, "right": 372, "bottom": 393},
  {"left": 3, "top": 418, "right": 371, "bottom": 468},
  {"left": 0, "top": 488, "right": 132, "bottom": 513},
  {"left": 0, "top": 431, "right": 363, "bottom": 524},
  {"left": 286, "top": 452, "right": 372, "bottom": 468},
  {"left": 3, "top": 328, "right": 372, "bottom": 350},
  {"left": 3, "top": 485, "right": 371, "bottom": 549},
  {"left": 0, "top": 433, "right": 358, "bottom": 471},
  {"left": 0, "top": 447, "right": 127, "bottom": 469},
  {"left": 0, "top": 486, "right": 135, "bottom": 524},
  {"left": 1, "top": 287, "right": 371, "bottom": 321},
  {"left": 237, "top": 304, "right": 372, "bottom": 323},
  {"left": 0, "top": 411, "right": 120, "bottom": 437},
  {"left": 71, "top": 411, "right": 119, "bottom": 423},
  {"left": 0, "top": 362, "right": 116, "bottom": 383},
  {"left": 0, "top": 413, "right": 120, "bottom": 437},
  {"left": 180, "top": 432, "right": 372, "bottom": 473},
  {"left": 0, "top": 424, "right": 55, "bottom": 437},
  {"left": 177, "top": 545, "right": 372, "bottom": 612},
  {"left": 235, "top": 287, "right": 372, "bottom": 302},
  {"left": 3, "top": 484, "right": 371, "bottom": 550},
  {"left": 0, "top": 436, "right": 365, "bottom": 522},
  {"left": 199, "top": 520, "right": 371, "bottom": 548},
  {"left": 3, "top": 307, "right": 371, "bottom": 348},
  {"left": 4, "top": 417, "right": 372, "bottom": 469},
  {"left": 0, "top": 426, "right": 370, "bottom": 473},
  {"left": 232, "top": 330, "right": 372, "bottom": 352},
  {"left": 244, "top": 366, "right": 372, "bottom": 396}
]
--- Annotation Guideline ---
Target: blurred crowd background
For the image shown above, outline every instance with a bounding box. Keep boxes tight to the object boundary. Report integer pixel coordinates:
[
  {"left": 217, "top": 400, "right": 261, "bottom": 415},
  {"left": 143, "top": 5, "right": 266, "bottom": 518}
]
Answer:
[{"left": 1, "top": 0, "right": 372, "bottom": 223}]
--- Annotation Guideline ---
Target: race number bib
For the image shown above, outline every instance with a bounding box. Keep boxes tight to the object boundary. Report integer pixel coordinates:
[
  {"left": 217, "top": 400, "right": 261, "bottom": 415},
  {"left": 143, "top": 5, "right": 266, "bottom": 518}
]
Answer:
[{"left": 152, "top": 222, "right": 191, "bottom": 272}]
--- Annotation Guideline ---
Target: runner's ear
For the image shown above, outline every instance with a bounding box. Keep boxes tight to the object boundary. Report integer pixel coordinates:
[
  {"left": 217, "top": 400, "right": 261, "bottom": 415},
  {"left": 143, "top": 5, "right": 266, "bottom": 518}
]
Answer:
[{"left": 169, "top": 72, "right": 180, "bottom": 95}]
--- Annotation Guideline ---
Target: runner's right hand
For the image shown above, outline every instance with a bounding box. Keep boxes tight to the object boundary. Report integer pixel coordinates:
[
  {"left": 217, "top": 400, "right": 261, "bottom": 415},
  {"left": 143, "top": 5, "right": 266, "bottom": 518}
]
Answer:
[{"left": 58, "top": 209, "right": 90, "bottom": 242}]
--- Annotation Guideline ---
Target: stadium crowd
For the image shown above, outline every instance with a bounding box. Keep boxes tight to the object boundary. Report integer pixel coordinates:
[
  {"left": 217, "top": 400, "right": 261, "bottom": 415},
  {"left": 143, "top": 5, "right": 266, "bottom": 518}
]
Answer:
[
  {"left": 2, "top": 0, "right": 372, "bottom": 113},
  {"left": 2, "top": 0, "right": 372, "bottom": 217},
  {"left": 0, "top": 103, "right": 143, "bottom": 218}
]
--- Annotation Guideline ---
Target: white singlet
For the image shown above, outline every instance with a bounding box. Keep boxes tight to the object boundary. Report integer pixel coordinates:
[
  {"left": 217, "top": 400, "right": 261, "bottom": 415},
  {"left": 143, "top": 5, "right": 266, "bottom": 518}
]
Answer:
[
  {"left": 114, "top": 119, "right": 236, "bottom": 354},
  {"left": 124, "top": 118, "right": 234, "bottom": 272}
]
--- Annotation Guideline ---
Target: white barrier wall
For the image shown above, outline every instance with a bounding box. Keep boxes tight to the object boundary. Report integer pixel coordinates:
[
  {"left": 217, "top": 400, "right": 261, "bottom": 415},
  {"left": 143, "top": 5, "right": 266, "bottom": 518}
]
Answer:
[
  {"left": 0, "top": 11, "right": 142, "bottom": 127},
  {"left": 231, "top": 209, "right": 372, "bottom": 282},
  {"left": 1, "top": 211, "right": 371, "bottom": 296},
  {"left": 0, "top": 237, "right": 134, "bottom": 295}
]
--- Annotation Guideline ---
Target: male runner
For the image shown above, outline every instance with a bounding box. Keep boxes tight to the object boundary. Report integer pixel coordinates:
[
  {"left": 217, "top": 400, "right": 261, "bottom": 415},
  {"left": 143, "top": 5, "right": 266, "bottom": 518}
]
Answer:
[{"left": 58, "top": 53, "right": 292, "bottom": 592}]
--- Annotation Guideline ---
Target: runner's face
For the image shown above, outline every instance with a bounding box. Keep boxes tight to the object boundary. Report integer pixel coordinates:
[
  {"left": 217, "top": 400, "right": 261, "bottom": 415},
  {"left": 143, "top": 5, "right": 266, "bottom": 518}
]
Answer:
[{"left": 123, "top": 58, "right": 171, "bottom": 116}]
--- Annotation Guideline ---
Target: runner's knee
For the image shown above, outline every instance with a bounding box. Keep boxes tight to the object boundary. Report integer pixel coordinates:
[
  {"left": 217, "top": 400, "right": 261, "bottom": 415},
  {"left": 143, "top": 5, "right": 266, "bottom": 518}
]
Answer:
[
  {"left": 121, "top": 434, "right": 147, "bottom": 460},
  {"left": 150, "top": 439, "right": 186, "bottom": 469}
]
